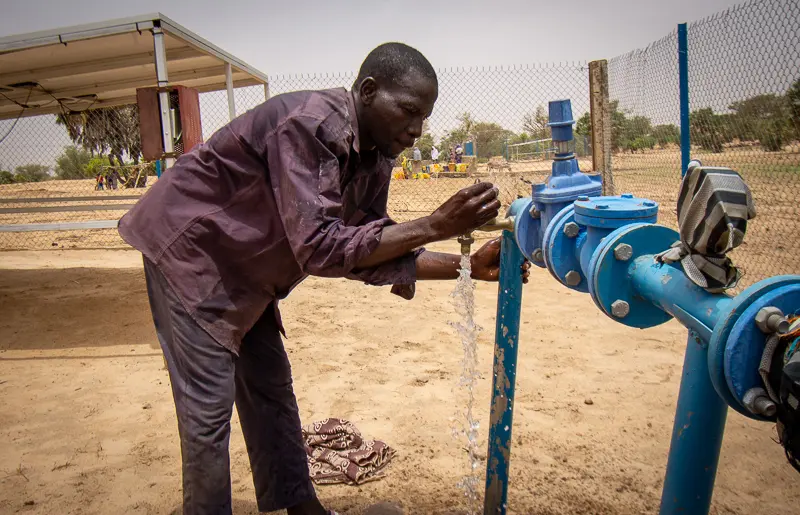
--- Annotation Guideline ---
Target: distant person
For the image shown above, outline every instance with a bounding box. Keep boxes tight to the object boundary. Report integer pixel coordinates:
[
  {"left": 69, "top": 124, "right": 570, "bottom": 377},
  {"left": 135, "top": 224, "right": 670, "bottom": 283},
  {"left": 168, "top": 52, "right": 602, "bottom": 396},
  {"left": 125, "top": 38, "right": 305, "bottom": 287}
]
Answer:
[
  {"left": 107, "top": 170, "right": 119, "bottom": 190},
  {"left": 431, "top": 145, "right": 439, "bottom": 162},
  {"left": 119, "top": 42, "right": 529, "bottom": 515},
  {"left": 455, "top": 143, "right": 463, "bottom": 164},
  {"left": 95, "top": 173, "right": 104, "bottom": 191},
  {"left": 449, "top": 146, "right": 456, "bottom": 163},
  {"left": 412, "top": 146, "right": 421, "bottom": 161}
]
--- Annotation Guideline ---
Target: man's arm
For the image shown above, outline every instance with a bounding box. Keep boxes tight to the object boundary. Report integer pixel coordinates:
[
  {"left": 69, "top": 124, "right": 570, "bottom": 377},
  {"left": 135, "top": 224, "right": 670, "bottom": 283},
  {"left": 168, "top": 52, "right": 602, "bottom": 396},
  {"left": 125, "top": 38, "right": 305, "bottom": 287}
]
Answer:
[
  {"left": 354, "top": 182, "right": 501, "bottom": 269},
  {"left": 265, "top": 116, "right": 500, "bottom": 280},
  {"left": 415, "top": 240, "right": 530, "bottom": 283}
]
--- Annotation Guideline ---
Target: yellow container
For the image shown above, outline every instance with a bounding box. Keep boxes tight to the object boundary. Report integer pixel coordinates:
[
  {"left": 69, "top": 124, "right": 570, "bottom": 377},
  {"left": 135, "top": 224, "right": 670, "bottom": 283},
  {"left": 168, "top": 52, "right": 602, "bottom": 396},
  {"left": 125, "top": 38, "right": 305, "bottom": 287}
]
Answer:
[{"left": 456, "top": 163, "right": 468, "bottom": 173}]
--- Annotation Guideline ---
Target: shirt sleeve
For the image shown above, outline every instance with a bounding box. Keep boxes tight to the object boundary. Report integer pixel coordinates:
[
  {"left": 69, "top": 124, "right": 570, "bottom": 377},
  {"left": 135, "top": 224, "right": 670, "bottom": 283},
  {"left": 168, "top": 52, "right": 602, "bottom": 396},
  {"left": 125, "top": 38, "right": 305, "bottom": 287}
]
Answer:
[
  {"left": 344, "top": 179, "right": 423, "bottom": 299},
  {"left": 265, "top": 115, "right": 416, "bottom": 285}
]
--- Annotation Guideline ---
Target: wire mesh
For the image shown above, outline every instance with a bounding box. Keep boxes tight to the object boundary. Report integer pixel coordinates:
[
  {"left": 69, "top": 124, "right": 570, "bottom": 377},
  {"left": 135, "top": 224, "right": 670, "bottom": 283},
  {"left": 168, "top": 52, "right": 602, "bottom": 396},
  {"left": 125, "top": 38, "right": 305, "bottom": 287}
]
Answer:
[
  {"left": 2, "top": 0, "right": 796, "bottom": 285},
  {"left": 0, "top": 106, "right": 154, "bottom": 250},
  {"left": 608, "top": 30, "right": 682, "bottom": 229},
  {"left": 607, "top": 0, "right": 800, "bottom": 290},
  {"left": 269, "top": 65, "right": 591, "bottom": 223},
  {"left": 0, "top": 86, "right": 269, "bottom": 250},
  {"left": 0, "top": 66, "right": 590, "bottom": 250},
  {"left": 685, "top": 0, "right": 800, "bottom": 289}
]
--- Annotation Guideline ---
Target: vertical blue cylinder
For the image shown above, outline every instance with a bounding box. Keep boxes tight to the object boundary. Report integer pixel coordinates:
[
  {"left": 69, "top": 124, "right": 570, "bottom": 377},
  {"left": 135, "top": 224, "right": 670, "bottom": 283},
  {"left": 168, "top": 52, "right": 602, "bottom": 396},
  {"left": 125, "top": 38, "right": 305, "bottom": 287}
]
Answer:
[
  {"left": 484, "top": 230, "right": 525, "bottom": 515},
  {"left": 678, "top": 23, "right": 690, "bottom": 177},
  {"left": 155, "top": 159, "right": 163, "bottom": 178},
  {"left": 659, "top": 338, "right": 728, "bottom": 515}
]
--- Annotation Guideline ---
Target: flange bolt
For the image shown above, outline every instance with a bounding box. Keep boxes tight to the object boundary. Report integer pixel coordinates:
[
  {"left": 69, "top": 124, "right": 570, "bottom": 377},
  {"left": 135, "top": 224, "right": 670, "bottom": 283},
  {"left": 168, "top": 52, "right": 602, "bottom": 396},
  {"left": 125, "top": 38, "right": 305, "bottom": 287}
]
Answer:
[
  {"left": 755, "top": 307, "right": 790, "bottom": 334},
  {"left": 564, "top": 222, "right": 580, "bottom": 238},
  {"left": 565, "top": 270, "right": 581, "bottom": 287},
  {"left": 611, "top": 300, "right": 630, "bottom": 318},
  {"left": 614, "top": 244, "right": 633, "bottom": 261}
]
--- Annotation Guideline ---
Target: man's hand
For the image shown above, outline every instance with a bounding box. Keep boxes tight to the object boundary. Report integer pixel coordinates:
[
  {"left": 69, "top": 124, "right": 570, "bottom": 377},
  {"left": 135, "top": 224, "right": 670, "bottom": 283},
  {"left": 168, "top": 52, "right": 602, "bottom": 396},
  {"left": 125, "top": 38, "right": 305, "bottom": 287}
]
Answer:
[
  {"left": 470, "top": 238, "right": 531, "bottom": 283},
  {"left": 354, "top": 183, "right": 500, "bottom": 270},
  {"left": 427, "top": 182, "right": 501, "bottom": 239}
]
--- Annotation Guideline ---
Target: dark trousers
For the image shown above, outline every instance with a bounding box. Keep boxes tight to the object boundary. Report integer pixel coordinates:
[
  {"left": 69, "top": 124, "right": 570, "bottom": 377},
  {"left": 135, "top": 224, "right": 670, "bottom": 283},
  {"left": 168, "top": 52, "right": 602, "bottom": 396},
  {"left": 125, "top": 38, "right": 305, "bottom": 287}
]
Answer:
[{"left": 143, "top": 258, "right": 315, "bottom": 514}]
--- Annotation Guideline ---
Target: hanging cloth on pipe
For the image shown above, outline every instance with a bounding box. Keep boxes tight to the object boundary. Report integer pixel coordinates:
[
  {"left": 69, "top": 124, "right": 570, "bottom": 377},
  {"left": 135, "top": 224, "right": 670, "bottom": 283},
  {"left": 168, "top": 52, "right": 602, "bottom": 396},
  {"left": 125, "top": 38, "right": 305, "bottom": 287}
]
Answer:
[{"left": 655, "top": 163, "right": 756, "bottom": 293}]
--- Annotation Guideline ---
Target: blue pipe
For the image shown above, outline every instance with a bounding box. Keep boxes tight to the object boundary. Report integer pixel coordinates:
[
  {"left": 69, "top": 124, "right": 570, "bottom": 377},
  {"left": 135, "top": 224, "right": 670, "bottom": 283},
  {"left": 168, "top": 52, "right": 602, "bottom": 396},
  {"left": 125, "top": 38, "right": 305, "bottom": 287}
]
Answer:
[
  {"left": 484, "top": 230, "right": 525, "bottom": 515},
  {"left": 629, "top": 257, "right": 733, "bottom": 343},
  {"left": 657, "top": 22, "right": 728, "bottom": 515},
  {"left": 659, "top": 338, "right": 728, "bottom": 515}
]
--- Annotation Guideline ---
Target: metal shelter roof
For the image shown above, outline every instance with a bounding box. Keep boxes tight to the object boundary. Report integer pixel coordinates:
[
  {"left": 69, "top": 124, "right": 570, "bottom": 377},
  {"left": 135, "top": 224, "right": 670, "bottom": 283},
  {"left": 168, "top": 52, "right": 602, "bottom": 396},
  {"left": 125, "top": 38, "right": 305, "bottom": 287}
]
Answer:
[{"left": 0, "top": 13, "right": 268, "bottom": 120}]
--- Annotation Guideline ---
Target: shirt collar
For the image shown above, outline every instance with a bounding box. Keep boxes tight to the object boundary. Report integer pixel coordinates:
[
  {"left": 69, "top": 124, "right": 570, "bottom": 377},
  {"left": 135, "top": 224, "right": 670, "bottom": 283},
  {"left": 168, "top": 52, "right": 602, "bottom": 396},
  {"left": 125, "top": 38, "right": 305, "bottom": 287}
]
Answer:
[{"left": 346, "top": 90, "right": 361, "bottom": 155}]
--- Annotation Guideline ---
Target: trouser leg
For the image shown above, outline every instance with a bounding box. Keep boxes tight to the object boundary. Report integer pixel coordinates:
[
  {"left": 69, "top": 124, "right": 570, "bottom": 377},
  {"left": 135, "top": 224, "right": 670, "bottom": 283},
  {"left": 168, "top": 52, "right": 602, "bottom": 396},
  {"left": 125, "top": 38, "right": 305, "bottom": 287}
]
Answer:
[
  {"left": 234, "top": 306, "right": 316, "bottom": 512},
  {"left": 143, "top": 258, "right": 236, "bottom": 515}
]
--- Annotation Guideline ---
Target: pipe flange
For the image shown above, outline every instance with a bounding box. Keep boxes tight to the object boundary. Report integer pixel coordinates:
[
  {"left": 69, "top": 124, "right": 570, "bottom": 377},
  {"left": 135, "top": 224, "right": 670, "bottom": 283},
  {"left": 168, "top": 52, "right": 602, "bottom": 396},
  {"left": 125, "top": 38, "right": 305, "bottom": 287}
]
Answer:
[
  {"left": 542, "top": 204, "right": 587, "bottom": 292},
  {"left": 512, "top": 198, "right": 543, "bottom": 266},
  {"left": 586, "top": 223, "right": 677, "bottom": 328},
  {"left": 707, "top": 275, "right": 800, "bottom": 418},
  {"left": 721, "top": 283, "right": 800, "bottom": 420}
]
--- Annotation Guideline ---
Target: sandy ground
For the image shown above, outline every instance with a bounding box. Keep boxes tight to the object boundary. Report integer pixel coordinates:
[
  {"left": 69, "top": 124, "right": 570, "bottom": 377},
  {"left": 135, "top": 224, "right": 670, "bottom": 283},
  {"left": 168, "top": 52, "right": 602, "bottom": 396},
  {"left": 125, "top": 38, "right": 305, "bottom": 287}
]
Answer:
[{"left": 0, "top": 243, "right": 798, "bottom": 515}]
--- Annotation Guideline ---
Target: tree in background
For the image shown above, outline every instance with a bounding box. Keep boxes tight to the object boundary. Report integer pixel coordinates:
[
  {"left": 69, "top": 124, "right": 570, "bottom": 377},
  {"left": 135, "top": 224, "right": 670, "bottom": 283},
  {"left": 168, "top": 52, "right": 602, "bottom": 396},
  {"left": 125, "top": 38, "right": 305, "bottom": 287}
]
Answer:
[
  {"left": 438, "top": 112, "right": 473, "bottom": 158},
  {"left": 14, "top": 164, "right": 50, "bottom": 183},
  {"left": 54, "top": 145, "right": 93, "bottom": 179},
  {"left": 651, "top": 124, "right": 680, "bottom": 147},
  {"left": 522, "top": 105, "right": 549, "bottom": 140},
  {"left": 623, "top": 116, "right": 652, "bottom": 148},
  {"left": 0, "top": 170, "right": 13, "bottom": 184},
  {"left": 575, "top": 112, "right": 591, "bottom": 137},
  {"left": 471, "top": 122, "right": 513, "bottom": 159},
  {"left": 728, "top": 93, "right": 791, "bottom": 151},
  {"left": 788, "top": 77, "right": 800, "bottom": 137},
  {"left": 690, "top": 108, "right": 726, "bottom": 153},
  {"left": 508, "top": 132, "right": 530, "bottom": 145},
  {"left": 609, "top": 100, "right": 628, "bottom": 151},
  {"left": 56, "top": 105, "right": 142, "bottom": 166}
]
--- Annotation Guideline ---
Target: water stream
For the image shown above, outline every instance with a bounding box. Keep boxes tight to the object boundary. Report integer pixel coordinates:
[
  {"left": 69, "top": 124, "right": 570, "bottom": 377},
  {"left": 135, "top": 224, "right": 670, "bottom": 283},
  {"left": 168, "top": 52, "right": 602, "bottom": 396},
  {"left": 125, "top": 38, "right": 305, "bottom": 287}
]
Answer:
[{"left": 451, "top": 253, "right": 481, "bottom": 514}]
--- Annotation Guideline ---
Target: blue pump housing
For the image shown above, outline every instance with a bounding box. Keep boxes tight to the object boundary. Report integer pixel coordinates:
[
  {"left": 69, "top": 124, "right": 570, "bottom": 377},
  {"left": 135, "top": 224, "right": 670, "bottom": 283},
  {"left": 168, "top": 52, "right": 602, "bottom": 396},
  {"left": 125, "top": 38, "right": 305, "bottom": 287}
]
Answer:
[{"left": 513, "top": 99, "right": 602, "bottom": 265}]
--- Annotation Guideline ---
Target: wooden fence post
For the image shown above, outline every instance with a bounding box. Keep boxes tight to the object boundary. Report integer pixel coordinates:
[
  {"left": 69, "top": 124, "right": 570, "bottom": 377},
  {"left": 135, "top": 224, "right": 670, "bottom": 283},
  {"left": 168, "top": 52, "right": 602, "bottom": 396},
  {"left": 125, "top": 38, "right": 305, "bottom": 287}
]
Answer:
[{"left": 589, "top": 59, "right": 615, "bottom": 196}]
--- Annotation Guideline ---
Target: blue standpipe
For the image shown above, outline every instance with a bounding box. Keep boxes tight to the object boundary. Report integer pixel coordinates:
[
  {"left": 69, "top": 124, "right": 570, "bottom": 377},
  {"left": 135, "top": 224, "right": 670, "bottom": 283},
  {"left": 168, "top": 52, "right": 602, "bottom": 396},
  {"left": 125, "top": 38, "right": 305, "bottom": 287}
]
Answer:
[
  {"left": 660, "top": 337, "right": 729, "bottom": 515},
  {"left": 658, "top": 22, "right": 728, "bottom": 515},
  {"left": 484, "top": 230, "right": 525, "bottom": 515}
]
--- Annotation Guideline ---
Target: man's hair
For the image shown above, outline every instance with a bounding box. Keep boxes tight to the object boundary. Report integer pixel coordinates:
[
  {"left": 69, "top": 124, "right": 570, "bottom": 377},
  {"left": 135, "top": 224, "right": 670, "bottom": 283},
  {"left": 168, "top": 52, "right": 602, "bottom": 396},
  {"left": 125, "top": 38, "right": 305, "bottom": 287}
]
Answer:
[{"left": 353, "top": 42, "right": 437, "bottom": 89}]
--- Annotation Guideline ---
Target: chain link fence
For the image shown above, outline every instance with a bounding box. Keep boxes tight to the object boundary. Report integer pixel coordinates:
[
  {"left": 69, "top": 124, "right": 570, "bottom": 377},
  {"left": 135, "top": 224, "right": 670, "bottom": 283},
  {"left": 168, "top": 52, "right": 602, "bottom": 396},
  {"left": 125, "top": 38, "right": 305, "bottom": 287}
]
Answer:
[
  {"left": 0, "top": 87, "right": 269, "bottom": 250},
  {"left": 607, "top": 0, "right": 800, "bottom": 290},
  {"left": 686, "top": 0, "right": 800, "bottom": 289},
  {"left": 0, "top": 106, "right": 155, "bottom": 250},
  {"left": 268, "top": 65, "right": 591, "bottom": 223},
  {"left": 0, "top": 66, "right": 590, "bottom": 249}
]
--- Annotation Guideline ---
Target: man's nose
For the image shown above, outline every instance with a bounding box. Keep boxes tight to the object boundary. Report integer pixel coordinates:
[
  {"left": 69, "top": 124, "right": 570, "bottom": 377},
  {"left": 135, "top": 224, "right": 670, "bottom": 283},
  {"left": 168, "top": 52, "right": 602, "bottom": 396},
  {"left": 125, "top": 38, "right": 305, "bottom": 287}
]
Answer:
[{"left": 407, "top": 118, "right": 423, "bottom": 138}]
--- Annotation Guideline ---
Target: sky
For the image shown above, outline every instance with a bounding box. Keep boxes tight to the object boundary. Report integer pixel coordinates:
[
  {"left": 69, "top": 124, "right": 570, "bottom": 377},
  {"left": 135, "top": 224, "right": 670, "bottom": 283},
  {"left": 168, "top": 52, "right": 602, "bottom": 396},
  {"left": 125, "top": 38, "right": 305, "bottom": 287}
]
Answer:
[{"left": 1, "top": 0, "right": 748, "bottom": 75}]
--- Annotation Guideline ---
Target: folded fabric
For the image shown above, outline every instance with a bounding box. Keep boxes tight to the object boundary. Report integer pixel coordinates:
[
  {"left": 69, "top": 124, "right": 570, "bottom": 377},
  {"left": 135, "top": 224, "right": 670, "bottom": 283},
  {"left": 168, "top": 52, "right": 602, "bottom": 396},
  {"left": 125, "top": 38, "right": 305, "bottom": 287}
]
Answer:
[{"left": 302, "top": 418, "right": 396, "bottom": 485}]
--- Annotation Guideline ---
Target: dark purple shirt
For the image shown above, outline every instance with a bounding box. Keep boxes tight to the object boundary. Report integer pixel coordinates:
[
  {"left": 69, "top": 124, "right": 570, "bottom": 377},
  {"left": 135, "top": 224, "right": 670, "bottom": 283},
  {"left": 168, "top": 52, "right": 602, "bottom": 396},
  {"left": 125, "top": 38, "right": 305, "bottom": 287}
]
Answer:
[{"left": 119, "top": 88, "right": 418, "bottom": 354}]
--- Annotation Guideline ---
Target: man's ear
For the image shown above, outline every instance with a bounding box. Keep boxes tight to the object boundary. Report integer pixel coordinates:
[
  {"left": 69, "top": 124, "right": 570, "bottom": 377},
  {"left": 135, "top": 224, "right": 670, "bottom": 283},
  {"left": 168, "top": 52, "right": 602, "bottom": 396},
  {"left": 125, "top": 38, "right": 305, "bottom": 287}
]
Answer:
[{"left": 357, "top": 77, "right": 378, "bottom": 106}]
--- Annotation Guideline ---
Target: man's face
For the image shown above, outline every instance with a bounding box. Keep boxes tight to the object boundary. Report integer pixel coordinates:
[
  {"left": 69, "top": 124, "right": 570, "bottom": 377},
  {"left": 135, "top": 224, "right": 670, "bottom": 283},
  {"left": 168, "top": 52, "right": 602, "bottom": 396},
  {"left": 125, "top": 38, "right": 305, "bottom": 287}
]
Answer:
[{"left": 358, "top": 72, "right": 438, "bottom": 158}]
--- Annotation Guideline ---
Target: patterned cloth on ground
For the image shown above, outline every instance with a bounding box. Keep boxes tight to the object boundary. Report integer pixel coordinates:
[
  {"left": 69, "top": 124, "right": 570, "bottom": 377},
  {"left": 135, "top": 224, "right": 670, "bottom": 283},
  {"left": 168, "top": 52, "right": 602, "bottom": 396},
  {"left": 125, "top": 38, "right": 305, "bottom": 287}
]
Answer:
[{"left": 302, "top": 418, "right": 396, "bottom": 485}]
